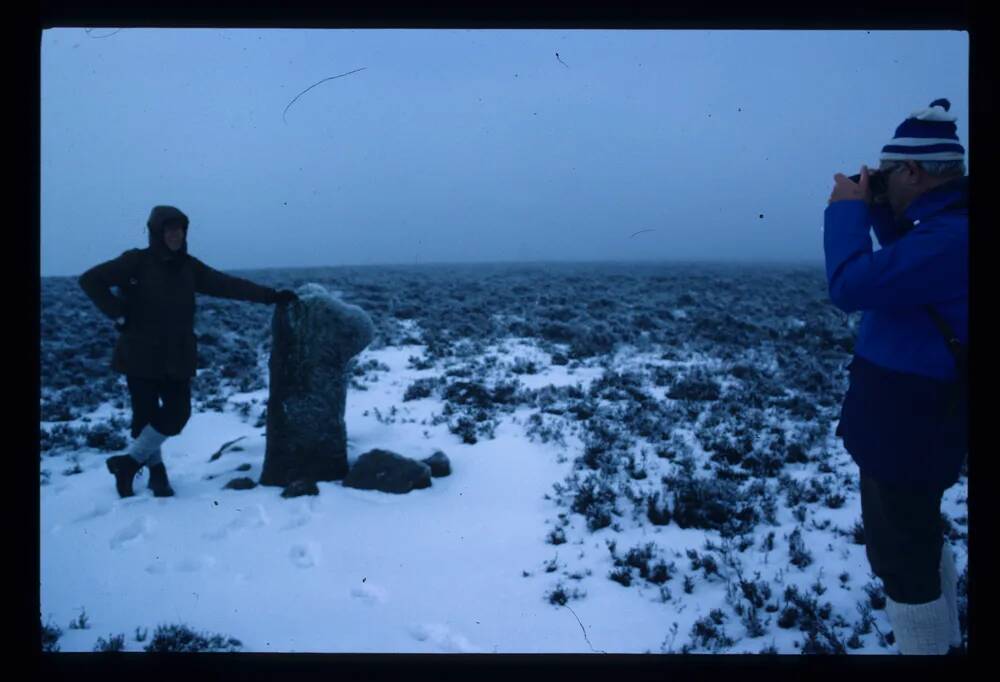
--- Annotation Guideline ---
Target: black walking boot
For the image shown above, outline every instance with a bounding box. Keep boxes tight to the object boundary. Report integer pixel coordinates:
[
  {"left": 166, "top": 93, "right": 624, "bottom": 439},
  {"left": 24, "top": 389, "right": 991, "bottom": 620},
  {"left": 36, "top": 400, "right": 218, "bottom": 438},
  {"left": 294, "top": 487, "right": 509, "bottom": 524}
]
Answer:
[
  {"left": 106, "top": 455, "right": 143, "bottom": 498},
  {"left": 147, "top": 462, "right": 175, "bottom": 497}
]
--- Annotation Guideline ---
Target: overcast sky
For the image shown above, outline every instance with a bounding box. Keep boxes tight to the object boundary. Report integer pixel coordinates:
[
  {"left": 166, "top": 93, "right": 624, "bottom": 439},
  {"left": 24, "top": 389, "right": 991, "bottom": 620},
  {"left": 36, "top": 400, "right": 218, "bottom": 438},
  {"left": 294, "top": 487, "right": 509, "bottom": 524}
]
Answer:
[{"left": 40, "top": 28, "right": 968, "bottom": 277}]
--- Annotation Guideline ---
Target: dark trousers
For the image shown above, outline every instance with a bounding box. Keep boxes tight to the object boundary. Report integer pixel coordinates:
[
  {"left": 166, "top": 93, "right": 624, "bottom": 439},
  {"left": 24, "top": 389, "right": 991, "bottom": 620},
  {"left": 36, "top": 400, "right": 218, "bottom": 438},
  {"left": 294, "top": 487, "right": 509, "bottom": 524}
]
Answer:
[
  {"left": 859, "top": 473, "right": 945, "bottom": 604},
  {"left": 126, "top": 375, "right": 192, "bottom": 439}
]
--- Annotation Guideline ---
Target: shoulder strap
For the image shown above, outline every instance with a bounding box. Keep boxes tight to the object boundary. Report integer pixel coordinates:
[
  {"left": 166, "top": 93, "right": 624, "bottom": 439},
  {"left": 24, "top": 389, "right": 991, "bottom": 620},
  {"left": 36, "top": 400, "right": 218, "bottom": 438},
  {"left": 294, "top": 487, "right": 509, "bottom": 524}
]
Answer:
[
  {"left": 923, "top": 305, "right": 966, "bottom": 366},
  {"left": 921, "top": 190, "right": 967, "bottom": 366},
  {"left": 923, "top": 191, "right": 968, "bottom": 394}
]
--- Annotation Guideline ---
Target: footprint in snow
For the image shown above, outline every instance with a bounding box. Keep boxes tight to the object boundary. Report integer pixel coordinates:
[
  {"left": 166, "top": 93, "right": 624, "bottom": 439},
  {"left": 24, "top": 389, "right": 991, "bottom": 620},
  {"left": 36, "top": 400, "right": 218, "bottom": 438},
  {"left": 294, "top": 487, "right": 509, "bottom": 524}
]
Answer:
[
  {"left": 281, "top": 515, "right": 311, "bottom": 531},
  {"left": 74, "top": 501, "right": 113, "bottom": 524},
  {"left": 281, "top": 499, "right": 319, "bottom": 531},
  {"left": 234, "top": 504, "right": 271, "bottom": 528},
  {"left": 119, "top": 494, "right": 152, "bottom": 509},
  {"left": 203, "top": 504, "right": 271, "bottom": 541},
  {"left": 408, "top": 623, "right": 482, "bottom": 653},
  {"left": 350, "top": 584, "right": 388, "bottom": 605},
  {"left": 145, "top": 560, "right": 168, "bottom": 574},
  {"left": 202, "top": 527, "right": 229, "bottom": 541},
  {"left": 175, "top": 555, "right": 217, "bottom": 572},
  {"left": 109, "top": 516, "right": 154, "bottom": 549},
  {"left": 289, "top": 542, "right": 322, "bottom": 568}
]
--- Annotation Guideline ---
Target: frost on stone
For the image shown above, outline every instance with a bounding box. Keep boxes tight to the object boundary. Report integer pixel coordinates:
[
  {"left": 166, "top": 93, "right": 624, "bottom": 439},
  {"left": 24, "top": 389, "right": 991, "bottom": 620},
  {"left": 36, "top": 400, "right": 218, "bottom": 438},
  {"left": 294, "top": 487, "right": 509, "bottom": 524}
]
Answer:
[{"left": 261, "top": 283, "right": 375, "bottom": 488}]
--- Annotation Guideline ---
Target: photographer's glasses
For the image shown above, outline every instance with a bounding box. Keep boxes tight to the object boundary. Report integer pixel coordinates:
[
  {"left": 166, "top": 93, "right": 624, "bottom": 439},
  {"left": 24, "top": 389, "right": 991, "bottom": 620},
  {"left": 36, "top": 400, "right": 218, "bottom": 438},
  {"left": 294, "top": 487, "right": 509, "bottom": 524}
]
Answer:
[{"left": 877, "top": 161, "right": 906, "bottom": 176}]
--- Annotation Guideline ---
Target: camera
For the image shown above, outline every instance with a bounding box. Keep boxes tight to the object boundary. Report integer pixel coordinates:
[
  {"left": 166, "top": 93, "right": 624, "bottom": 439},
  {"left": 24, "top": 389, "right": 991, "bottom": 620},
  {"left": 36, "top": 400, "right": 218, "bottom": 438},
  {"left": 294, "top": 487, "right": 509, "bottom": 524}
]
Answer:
[{"left": 848, "top": 169, "right": 889, "bottom": 198}]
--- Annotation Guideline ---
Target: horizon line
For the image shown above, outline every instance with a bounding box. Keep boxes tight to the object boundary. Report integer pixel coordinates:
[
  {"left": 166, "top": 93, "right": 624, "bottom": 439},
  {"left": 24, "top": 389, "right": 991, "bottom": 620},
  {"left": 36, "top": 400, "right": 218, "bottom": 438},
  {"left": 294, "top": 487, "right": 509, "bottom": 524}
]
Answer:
[{"left": 41, "top": 257, "right": 825, "bottom": 279}]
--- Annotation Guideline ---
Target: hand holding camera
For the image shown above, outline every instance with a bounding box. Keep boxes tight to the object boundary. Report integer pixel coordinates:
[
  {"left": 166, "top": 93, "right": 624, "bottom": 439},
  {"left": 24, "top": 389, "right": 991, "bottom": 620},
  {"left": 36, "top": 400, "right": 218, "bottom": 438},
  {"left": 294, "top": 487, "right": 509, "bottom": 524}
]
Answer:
[
  {"left": 848, "top": 167, "right": 889, "bottom": 198},
  {"left": 829, "top": 165, "right": 882, "bottom": 205}
]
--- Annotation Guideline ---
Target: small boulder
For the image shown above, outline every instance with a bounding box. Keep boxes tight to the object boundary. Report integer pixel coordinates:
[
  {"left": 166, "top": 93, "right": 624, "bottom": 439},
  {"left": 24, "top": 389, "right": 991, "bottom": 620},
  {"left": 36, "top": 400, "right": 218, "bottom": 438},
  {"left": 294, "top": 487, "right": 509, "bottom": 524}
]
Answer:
[
  {"left": 343, "top": 449, "right": 432, "bottom": 494},
  {"left": 281, "top": 479, "right": 320, "bottom": 498},
  {"left": 224, "top": 477, "right": 257, "bottom": 491},
  {"left": 422, "top": 451, "right": 451, "bottom": 478},
  {"left": 235, "top": 463, "right": 252, "bottom": 472}
]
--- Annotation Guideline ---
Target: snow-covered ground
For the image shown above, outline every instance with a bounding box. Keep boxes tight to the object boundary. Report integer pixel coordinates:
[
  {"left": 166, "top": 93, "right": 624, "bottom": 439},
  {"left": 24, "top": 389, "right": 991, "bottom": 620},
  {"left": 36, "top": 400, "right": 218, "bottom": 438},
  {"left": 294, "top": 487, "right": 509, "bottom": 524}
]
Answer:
[{"left": 40, "top": 293, "right": 968, "bottom": 654}]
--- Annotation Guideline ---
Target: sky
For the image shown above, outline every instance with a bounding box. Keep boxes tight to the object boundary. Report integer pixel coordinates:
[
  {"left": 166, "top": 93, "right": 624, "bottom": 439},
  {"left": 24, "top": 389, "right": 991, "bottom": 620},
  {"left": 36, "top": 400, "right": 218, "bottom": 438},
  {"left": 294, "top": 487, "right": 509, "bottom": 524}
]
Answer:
[{"left": 40, "top": 29, "right": 968, "bottom": 277}]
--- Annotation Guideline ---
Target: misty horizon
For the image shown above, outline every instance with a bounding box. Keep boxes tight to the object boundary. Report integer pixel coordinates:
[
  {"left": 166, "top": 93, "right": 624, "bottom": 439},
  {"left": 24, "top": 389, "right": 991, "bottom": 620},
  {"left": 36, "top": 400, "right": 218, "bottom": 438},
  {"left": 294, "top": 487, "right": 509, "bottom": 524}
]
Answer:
[{"left": 41, "top": 257, "right": 828, "bottom": 280}]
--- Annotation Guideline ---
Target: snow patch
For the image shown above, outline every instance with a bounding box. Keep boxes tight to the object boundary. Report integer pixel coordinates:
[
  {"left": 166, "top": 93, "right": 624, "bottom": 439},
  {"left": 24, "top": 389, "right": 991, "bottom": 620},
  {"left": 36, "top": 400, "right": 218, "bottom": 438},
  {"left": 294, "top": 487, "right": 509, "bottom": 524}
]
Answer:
[
  {"left": 109, "top": 516, "right": 154, "bottom": 550},
  {"left": 350, "top": 583, "right": 388, "bottom": 605},
  {"left": 289, "top": 542, "right": 322, "bottom": 568},
  {"left": 408, "top": 623, "right": 483, "bottom": 653}
]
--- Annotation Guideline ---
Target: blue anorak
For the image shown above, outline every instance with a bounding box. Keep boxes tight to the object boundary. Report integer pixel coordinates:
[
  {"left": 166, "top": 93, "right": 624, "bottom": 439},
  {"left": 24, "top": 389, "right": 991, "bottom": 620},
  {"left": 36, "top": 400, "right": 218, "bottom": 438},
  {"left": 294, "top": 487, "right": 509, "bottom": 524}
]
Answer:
[{"left": 824, "top": 176, "right": 968, "bottom": 490}]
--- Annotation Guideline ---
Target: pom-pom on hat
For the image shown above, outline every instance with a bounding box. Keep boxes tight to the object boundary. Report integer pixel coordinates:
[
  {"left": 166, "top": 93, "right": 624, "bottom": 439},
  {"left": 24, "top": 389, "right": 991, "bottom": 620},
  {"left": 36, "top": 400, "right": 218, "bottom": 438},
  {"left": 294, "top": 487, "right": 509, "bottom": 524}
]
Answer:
[{"left": 880, "top": 98, "right": 965, "bottom": 161}]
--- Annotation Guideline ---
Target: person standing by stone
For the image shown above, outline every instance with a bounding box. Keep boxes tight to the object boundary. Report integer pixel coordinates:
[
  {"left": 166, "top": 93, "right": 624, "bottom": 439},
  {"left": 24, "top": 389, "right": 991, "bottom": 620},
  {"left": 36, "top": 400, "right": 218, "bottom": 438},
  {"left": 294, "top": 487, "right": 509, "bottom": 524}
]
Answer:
[
  {"left": 824, "top": 99, "right": 968, "bottom": 655},
  {"left": 79, "top": 205, "right": 299, "bottom": 498}
]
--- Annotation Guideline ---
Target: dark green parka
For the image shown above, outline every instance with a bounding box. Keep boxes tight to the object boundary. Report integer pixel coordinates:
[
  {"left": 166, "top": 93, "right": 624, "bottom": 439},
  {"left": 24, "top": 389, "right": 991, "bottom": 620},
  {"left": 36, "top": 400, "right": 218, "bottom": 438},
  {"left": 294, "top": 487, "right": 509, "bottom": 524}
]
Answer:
[{"left": 79, "top": 205, "right": 281, "bottom": 380}]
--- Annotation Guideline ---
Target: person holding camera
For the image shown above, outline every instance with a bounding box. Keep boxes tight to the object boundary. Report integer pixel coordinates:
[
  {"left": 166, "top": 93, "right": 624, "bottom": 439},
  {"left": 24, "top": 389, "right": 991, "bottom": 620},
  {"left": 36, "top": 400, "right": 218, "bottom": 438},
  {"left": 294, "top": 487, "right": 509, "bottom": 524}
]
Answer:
[
  {"left": 79, "top": 205, "right": 299, "bottom": 499},
  {"left": 824, "top": 99, "right": 968, "bottom": 655}
]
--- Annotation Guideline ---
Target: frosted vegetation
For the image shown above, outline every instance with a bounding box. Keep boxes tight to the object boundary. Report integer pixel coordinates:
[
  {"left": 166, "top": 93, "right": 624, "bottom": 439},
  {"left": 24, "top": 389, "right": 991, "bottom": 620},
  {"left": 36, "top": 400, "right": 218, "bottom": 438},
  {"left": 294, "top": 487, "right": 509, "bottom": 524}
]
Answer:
[{"left": 40, "top": 262, "right": 968, "bottom": 653}]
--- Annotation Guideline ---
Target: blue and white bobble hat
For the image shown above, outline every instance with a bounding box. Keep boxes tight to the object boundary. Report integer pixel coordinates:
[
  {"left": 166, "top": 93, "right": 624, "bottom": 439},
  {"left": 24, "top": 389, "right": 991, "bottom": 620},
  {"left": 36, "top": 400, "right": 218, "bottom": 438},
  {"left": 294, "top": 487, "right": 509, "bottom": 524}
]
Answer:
[{"left": 880, "top": 98, "right": 965, "bottom": 162}]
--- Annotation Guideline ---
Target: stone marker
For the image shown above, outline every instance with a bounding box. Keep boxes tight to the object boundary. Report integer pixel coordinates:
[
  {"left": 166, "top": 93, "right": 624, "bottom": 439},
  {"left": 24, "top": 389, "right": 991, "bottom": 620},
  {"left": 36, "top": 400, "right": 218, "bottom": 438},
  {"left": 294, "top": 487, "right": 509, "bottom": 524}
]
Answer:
[{"left": 260, "top": 283, "right": 374, "bottom": 490}]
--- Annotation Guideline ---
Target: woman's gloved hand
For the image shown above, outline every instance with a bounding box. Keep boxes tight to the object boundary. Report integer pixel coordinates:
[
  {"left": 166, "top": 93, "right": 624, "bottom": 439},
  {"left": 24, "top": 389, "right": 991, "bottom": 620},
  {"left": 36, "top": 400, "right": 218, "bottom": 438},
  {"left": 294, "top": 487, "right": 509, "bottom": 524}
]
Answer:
[{"left": 273, "top": 290, "right": 299, "bottom": 305}]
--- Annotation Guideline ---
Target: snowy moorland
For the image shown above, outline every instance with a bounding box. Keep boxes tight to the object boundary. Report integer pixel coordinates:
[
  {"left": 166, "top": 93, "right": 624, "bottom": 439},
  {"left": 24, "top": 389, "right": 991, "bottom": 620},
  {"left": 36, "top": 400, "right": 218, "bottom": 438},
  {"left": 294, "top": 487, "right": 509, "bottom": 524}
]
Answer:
[{"left": 39, "top": 262, "right": 968, "bottom": 654}]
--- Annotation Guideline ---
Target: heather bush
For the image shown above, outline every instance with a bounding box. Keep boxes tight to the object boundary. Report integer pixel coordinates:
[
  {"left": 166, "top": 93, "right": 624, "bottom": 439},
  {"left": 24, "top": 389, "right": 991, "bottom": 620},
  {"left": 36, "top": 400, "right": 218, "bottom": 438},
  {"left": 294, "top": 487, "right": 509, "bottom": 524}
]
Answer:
[{"left": 144, "top": 623, "right": 243, "bottom": 652}]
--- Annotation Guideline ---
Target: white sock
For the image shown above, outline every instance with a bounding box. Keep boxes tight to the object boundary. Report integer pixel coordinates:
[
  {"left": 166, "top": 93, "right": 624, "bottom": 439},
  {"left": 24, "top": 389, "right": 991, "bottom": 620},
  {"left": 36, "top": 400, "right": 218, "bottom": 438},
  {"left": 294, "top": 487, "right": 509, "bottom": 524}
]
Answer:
[
  {"left": 939, "top": 543, "right": 962, "bottom": 647},
  {"left": 129, "top": 425, "right": 169, "bottom": 465},
  {"left": 885, "top": 594, "right": 952, "bottom": 655}
]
